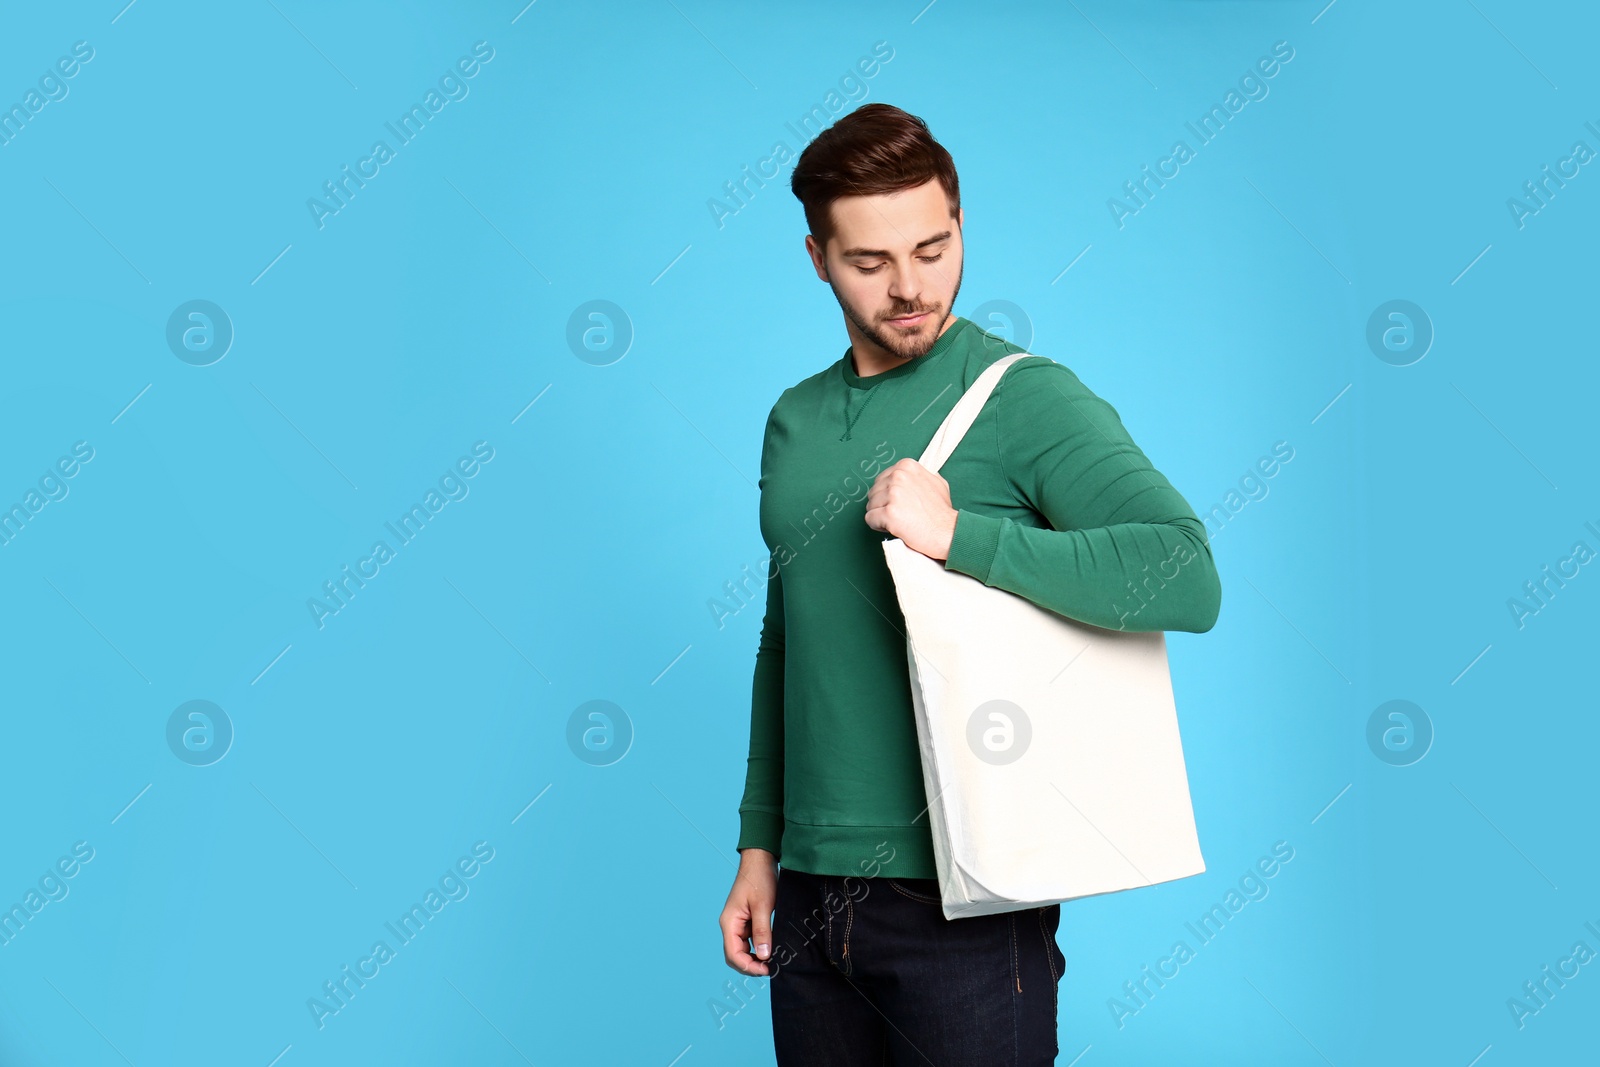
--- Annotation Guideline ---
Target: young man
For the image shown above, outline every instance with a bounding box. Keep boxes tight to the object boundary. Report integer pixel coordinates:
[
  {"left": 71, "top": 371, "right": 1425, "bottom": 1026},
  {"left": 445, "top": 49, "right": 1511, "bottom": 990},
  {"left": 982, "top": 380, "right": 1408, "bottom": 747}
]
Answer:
[{"left": 719, "top": 103, "right": 1222, "bottom": 1065}]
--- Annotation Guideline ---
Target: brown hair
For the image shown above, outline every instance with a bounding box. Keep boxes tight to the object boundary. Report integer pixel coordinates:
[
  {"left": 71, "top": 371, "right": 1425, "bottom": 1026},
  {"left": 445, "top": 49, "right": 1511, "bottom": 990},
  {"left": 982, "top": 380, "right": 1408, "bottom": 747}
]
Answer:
[{"left": 789, "top": 103, "right": 960, "bottom": 252}]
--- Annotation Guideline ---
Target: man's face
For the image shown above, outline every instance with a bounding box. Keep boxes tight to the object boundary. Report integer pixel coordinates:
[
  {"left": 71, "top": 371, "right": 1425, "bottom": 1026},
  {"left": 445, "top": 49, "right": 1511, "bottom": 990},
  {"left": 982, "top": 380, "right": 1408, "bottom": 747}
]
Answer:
[{"left": 807, "top": 178, "right": 964, "bottom": 362}]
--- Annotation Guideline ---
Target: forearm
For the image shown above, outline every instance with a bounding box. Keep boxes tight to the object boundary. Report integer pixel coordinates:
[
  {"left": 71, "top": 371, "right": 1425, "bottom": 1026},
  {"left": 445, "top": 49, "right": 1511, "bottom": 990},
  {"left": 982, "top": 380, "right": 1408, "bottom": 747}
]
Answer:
[{"left": 946, "top": 509, "right": 1221, "bottom": 632}]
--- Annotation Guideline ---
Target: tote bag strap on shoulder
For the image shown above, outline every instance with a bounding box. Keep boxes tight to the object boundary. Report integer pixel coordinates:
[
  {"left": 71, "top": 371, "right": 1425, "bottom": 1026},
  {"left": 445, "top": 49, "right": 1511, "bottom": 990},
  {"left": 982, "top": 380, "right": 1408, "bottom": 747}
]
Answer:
[{"left": 916, "top": 352, "right": 1049, "bottom": 474}]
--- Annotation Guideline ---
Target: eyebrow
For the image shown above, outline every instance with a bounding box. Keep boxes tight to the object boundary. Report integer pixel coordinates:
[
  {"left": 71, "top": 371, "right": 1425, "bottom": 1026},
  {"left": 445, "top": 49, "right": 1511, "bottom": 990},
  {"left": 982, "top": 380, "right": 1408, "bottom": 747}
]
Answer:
[{"left": 839, "top": 230, "right": 953, "bottom": 259}]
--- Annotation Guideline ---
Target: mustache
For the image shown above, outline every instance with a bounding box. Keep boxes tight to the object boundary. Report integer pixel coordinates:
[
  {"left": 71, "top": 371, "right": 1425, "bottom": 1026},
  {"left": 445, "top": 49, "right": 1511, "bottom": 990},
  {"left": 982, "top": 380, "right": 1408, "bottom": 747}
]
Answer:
[{"left": 883, "top": 304, "right": 938, "bottom": 318}]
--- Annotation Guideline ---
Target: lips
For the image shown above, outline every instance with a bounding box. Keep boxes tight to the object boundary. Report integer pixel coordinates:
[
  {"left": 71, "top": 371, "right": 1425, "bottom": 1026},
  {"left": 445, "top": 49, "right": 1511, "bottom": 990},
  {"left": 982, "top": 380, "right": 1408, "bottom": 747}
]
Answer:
[{"left": 887, "top": 311, "right": 931, "bottom": 327}]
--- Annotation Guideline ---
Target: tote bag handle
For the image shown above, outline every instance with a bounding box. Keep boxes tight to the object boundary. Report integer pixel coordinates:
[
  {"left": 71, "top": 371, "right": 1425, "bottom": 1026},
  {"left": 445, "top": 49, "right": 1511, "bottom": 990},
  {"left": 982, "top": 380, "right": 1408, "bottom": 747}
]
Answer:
[{"left": 916, "top": 353, "right": 1040, "bottom": 474}]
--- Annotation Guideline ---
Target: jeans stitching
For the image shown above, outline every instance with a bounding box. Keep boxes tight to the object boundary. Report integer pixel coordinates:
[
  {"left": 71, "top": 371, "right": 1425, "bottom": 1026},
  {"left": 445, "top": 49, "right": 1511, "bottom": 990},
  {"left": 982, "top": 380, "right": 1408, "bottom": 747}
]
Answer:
[
  {"left": 1037, "top": 908, "right": 1059, "bottom": 985},
  {"left": 825, "top": 879, "right": 835, "bottom": 970},
  {"left": 1009, "top": 913, "right": 1021, "bottom": 1064},
  {"left": 841, "top": 890, "right": 854, "bottom": 977},
  {"left": 886, "top": 879, "right": 942, "bottom": 904},
  {"left": 1039, "top": 907, "right": 1061, "bottom": 1038},
  {"left": 1009, "top": 913, "right": 1021, "bottom": 994}
]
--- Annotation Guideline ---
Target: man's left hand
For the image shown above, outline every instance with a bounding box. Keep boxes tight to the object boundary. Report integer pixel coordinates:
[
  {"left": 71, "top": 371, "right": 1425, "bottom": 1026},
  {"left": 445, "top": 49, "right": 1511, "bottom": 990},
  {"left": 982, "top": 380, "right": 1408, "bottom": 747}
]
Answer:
[{"left": 864, "top": 458, "right": 959, "bottom": 561}]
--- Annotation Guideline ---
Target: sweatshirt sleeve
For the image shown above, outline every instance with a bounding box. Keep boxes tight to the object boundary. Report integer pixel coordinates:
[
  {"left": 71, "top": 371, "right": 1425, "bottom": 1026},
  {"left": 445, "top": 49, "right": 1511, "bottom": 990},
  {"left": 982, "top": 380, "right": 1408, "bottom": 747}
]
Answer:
[
  {"left": 736, "top": 564, "right": 786, "bottom": 856},
  {"left": 942, "top": 356, "right": 1222, "bottom": 633},
  {"left": 736, "top": 402, "right": 787, "bottom": 857}
]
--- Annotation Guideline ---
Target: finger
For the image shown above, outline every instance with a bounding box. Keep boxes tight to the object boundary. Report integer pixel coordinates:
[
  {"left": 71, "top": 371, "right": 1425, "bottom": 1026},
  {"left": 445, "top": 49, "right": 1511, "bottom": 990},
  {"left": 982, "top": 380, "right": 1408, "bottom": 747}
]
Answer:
[
  {"left": 721, "top": 908, "right": 770, "bottom": 976},
  {"left": 872, "top": 473, "right": 906, "bottom": 504},
  {"left": 720, "top": 908, "right": 750, "bottom": 966}
]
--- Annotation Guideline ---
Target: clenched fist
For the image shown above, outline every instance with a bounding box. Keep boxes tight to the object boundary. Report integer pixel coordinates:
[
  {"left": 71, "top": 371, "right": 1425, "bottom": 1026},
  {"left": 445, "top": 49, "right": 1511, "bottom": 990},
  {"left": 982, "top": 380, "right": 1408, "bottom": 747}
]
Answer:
[
  {"left": 721, "top": 848, "right": 778, "bottom": 976},
  {"left": 864, "top": 458, "right": 959, "bottom": 561}
]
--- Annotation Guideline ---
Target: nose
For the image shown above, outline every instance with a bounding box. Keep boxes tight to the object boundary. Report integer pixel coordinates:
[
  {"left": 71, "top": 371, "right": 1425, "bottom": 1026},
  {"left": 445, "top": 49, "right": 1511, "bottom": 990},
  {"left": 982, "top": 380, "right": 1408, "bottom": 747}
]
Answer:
[
  {"left": 889, "top": 273, "right": 928, "bottom": 310},
  {"left": 886, "top": 263, "right": 925, "bottom": 307}
]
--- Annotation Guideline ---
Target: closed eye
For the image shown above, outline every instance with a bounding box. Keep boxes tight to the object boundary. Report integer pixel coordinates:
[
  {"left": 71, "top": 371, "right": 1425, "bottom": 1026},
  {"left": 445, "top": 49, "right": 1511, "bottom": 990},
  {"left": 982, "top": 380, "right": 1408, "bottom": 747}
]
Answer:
[{"left": 856, "top": 254, "right": 944, "bottom": 275}]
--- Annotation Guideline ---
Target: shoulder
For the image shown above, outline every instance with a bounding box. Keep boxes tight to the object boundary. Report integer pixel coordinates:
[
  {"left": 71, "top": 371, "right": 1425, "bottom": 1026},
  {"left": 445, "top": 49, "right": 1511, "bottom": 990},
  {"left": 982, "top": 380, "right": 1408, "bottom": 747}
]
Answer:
[
  {"left": 957, "top": 320, "right": 1091, "bottom": 396},
  {"left": 761, "top": 363, "right": 833, "bottom": 450},
  {"left": 990, "top": 348, "right": 1090, "bottom": 397},
  {"left": 771, "top": 360, "right": 837, "bottom": 413},
  {"left": 992, "top": 350, "right": 1125, "bottom": 427}
]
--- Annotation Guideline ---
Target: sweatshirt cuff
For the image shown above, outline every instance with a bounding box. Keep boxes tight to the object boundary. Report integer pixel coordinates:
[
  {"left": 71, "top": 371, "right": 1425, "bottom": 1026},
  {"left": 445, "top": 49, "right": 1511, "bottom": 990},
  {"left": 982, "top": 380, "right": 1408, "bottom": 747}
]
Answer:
[
  {"left": 737, "top": 809, "right": 784, "bottom": 858},
  {"left": 944, "top": 508, "right": 1003, "bottom": 583}
]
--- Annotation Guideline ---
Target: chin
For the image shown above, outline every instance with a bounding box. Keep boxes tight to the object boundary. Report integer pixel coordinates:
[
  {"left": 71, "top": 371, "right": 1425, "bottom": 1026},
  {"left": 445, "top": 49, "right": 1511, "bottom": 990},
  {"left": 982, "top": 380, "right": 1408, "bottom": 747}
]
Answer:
[{"left": 880, "top": 313, "right": 941, "bottom": 355}]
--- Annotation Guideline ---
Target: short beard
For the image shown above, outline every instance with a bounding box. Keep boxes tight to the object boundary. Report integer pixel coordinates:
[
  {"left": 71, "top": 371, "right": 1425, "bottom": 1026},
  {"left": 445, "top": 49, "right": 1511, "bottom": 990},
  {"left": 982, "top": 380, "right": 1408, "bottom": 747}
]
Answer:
[{"left": 830, "top": 258, "right": 965, "bottom": 363}]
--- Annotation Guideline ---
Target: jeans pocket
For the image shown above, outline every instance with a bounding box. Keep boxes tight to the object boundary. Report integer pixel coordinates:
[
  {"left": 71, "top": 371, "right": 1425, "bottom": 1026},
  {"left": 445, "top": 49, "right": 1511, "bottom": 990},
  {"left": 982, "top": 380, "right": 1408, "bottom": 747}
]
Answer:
[{"left": 885, "top": 878, "right": 944, "bottom": 905}]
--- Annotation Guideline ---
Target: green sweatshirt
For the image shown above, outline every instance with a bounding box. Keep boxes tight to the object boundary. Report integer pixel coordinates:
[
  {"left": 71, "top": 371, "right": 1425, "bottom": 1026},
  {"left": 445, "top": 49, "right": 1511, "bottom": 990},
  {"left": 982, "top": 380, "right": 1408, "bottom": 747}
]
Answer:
[{"left": 737, "top": 316, "right": 1221, "bottom": 878}]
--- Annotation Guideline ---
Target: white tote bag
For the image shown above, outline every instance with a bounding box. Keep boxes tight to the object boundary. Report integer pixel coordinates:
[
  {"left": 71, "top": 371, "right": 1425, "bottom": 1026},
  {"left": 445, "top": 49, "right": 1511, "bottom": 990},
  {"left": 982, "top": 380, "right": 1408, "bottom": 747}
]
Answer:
[{"left": 881, "top": 353, "right": 1206, "bottom": 919}]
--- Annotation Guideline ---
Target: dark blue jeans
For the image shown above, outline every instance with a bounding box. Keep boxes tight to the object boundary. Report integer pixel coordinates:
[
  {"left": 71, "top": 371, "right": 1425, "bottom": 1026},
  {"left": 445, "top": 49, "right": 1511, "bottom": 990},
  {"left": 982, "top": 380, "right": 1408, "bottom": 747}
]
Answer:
[{"left": 769, "top": 867, "right": 1065, "bottom": 1065}]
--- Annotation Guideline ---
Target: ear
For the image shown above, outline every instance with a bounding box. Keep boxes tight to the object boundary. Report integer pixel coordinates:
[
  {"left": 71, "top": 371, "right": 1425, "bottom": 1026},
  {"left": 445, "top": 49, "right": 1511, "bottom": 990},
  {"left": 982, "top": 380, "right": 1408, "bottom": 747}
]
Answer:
[
  {"left": 804, "top": 234, "right": 829, "bottom": 282},
  {"left": 956, "top": 206, "right": 964, "bottom": 231}
]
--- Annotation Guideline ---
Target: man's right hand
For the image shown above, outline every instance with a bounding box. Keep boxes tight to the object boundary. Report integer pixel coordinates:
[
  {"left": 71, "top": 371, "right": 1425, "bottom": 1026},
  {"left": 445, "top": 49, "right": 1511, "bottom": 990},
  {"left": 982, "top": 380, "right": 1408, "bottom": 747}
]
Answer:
[{"left": 720, "top": 847, "right": 777, "bottom": 976}]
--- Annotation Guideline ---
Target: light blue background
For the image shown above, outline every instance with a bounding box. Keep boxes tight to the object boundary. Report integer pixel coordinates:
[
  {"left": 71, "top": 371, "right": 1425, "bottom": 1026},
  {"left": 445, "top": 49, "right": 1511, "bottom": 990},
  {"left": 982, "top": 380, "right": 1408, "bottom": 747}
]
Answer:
[{"left": 1, "top": 1, "right": 1595, "bottom": 1064}]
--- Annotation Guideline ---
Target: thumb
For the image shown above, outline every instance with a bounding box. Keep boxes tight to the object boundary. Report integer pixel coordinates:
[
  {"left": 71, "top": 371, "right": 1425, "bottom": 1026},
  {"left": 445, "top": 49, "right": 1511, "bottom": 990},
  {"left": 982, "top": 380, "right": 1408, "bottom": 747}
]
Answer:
[{"left": 750, "top": 893, "right": 774, "bottom": 962}]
